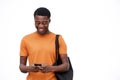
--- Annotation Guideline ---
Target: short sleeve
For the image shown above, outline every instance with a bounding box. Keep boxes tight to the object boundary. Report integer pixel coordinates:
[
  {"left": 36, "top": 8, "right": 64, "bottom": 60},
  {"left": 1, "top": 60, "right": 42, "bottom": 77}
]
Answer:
[
  {"left": 20, "top": 38, "right": 28, "bottom": 56},
  {"left": 59, "top": 35, "right": 67, "bottom": 54}
]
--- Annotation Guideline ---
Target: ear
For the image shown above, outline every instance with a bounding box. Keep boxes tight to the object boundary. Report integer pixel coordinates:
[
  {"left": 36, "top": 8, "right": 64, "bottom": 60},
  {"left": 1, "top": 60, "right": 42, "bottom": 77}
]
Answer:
[{"left": 49, "top": 19, "right": 51, "bottom": 23}]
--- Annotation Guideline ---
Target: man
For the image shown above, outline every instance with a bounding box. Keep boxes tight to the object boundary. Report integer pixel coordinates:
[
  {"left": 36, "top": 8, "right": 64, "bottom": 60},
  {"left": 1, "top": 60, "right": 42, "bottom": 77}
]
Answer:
[{"left": 19, "top": 7, "right": 69, "bottom": 80}]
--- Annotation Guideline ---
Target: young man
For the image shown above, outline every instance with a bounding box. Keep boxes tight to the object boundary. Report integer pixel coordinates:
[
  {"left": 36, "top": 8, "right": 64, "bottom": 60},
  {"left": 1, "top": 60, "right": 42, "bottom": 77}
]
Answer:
[{"left": 19, "top": 7, "right": 69, "bottom": 80}]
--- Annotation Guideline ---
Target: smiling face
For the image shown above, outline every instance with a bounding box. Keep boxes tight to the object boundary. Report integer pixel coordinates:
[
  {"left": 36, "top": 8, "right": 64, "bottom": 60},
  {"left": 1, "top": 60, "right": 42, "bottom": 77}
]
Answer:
[{"left": 34, "top": 15, "right": 50, "bottom": 35}]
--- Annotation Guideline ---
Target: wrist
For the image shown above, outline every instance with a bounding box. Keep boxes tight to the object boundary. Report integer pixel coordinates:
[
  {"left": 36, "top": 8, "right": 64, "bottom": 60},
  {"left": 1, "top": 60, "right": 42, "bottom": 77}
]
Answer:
[
  {"left": 51, "top": 66, "right": 57, "bottom": 72},
  {"left": 26, "top": 66, "right": 29, "bottom": 72}
]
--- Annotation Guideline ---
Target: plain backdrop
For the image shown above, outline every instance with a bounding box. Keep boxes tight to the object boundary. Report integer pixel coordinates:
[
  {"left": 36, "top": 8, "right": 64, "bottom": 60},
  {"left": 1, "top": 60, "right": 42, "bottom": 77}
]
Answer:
[{"left": 1, "top": 0, "right": 120, "bottom": 80}]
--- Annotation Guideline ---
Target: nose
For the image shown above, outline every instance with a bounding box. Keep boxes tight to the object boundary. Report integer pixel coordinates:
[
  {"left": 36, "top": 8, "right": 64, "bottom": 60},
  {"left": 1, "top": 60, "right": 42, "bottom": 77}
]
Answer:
[{"left": 38, "top": 23, "right": 44, "bottom": 28}]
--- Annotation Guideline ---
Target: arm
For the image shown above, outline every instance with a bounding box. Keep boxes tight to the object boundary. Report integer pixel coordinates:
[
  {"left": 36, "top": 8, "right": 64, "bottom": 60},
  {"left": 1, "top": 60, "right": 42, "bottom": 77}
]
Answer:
[
  {"left": 54, "top": 35, "right": 69, "bottom": 72},
  {"left": 40, "top": 54, "right": 69, "bottom": 73},
  {"left": 53, "top": 54, "right": 69, "bottom": 72},
  {"left": 19, "top": 56, "right": 40, "bottom": 73},
  {"left": 19, "top": 56, "right": 28, "bottom": 73}
]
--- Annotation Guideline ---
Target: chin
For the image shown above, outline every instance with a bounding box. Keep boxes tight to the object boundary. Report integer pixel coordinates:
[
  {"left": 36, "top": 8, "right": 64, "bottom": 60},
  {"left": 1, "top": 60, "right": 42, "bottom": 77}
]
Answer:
[{"left": 37, "top": 31, "right": 46, "bottom": 35}]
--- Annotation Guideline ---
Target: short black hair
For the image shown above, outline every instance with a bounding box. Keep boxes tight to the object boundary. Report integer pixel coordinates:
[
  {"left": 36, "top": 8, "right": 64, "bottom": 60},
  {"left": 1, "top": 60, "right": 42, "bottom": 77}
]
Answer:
[{"left": 34, "top": 7, "right": 51, "bottom": 18}]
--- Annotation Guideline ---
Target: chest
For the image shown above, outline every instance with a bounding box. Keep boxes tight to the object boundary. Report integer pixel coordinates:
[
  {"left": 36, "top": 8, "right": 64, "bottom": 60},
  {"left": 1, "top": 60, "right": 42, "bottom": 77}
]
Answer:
[{"left": 26, "top": 37, "right": 56, "bottom": 54}]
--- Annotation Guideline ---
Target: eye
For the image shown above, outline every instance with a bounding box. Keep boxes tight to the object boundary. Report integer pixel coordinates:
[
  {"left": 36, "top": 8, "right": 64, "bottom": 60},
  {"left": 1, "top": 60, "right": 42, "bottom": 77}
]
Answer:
[
  {"left": 35, "top": 21, "right": 40, "bottom": 25},
  {"left": 42, "top": 21, "right": 48, "bottom": 25}
]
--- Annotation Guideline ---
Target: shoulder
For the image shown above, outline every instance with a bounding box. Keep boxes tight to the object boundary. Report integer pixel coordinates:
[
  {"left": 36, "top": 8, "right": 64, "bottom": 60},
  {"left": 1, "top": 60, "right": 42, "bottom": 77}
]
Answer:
[
  {"left": 56, "top": 34, "right": 64, "bottom": 39},
  {"left": 55, "top": 34, "right": 66, "bottom": 43},
  {"left": 21, "top": 32, "right": 36, "bottom": 41}
]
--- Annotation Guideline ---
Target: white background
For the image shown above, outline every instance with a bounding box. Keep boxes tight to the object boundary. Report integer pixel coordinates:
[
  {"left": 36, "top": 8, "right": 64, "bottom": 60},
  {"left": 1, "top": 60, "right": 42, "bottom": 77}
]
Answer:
[{"left": 0, "top": 0, "right": 120, "bottom": 80}]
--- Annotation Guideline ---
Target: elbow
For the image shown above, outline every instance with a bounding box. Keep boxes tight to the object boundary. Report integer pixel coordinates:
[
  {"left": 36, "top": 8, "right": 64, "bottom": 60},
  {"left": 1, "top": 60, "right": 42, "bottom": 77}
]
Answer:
[
  {"left": 64, "top": 62, "right": 70, "bottom": 72},
  {"left": 66, "top": 62, "right": 70, "bottom": 71},
  {"left": 19, "top": 68, "right": 27, "bottom": 73},
  {"left": 19, "top": 65, "right": 27, "bottom": 73},
  {"left": 66, "top": 64, "right": 69, "bottom": 71}
]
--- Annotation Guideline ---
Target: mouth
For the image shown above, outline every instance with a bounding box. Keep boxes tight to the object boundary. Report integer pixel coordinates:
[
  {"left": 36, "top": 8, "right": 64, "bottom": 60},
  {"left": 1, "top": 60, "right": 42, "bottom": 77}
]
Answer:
[
  {"left": 39, "top": 28, "right": 44, "bottom": 32},
  {"left": 37, "top": 28, "right": 47, "bottom": 34}
]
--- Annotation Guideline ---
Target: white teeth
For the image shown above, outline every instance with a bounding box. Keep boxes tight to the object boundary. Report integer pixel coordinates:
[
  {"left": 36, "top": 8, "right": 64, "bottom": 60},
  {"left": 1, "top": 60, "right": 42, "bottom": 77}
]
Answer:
[{"left": 39, "top": 29, "right": 44, "bottom": 31}]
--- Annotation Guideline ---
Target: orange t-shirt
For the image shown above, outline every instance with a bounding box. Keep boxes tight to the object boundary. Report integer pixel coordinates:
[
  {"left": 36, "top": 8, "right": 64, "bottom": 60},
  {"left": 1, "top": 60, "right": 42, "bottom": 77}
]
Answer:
[{"left": 20, "top": 32, "right": 67, "bottom": 80}]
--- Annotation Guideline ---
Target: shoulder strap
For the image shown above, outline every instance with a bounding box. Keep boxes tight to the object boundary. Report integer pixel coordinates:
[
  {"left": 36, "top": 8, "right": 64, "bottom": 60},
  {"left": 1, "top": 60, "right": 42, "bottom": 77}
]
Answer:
[{"left": 55, "top": 35, "right": 59, "bottom": 60}]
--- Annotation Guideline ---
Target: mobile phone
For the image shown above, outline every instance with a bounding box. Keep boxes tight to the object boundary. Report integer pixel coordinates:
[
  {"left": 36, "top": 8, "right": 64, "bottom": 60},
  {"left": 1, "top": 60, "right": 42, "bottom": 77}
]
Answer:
[{"left": 34, "top": 63, "right": 42, "bottom": 66}]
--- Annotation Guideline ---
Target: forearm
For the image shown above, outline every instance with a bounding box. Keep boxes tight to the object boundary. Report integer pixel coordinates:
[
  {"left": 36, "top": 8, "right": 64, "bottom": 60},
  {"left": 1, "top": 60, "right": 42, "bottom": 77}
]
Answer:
[
  {"left": 19, "top": 64, "right": 28, "bottom": 73},
  {"left": 52, "top": 63, "right": 69, "bottom": 72},
  {"left": 51, "top": 54, "right": 70, "bottom": 72}
]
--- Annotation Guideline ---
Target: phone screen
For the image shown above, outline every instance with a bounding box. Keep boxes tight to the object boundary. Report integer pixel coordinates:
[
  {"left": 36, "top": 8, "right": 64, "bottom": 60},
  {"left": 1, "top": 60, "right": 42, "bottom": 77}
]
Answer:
[{"left": 34, "top": 64, "right": 42, "bottom": 66}]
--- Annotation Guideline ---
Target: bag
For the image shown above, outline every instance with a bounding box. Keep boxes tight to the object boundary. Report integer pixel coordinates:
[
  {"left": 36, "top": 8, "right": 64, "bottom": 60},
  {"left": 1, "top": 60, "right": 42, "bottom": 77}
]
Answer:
[{"left": 53, "top": 35, "right": 73, "bottom": 80}]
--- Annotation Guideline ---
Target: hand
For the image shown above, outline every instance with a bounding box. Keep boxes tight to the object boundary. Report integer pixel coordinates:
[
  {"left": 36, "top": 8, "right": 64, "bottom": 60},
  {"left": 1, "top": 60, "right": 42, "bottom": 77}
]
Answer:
[
  {"left": 40, "top": 63, "right": 53, "bottom": 73},
  {"left": 27, "top": 64, "right": 40, "bottom": 72}
]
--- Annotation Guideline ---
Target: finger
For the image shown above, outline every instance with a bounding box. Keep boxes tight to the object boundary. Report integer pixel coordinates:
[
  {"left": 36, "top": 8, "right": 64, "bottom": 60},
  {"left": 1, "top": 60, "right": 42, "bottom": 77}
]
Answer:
[
  {"left": 42, "top": 63, "right": 47, "bottom": 67},
  {"left": 30, "top": 64, "right": 35, "bottom": 66},
  {"left": 38, "top": 66, "right": 44, "bottom": 70}
]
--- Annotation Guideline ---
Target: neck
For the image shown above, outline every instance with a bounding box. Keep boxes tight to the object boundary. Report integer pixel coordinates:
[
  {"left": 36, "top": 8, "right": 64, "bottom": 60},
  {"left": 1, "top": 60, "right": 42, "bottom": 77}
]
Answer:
[{"left": 36, "top": 31, "right": 50, "bottom": 35}]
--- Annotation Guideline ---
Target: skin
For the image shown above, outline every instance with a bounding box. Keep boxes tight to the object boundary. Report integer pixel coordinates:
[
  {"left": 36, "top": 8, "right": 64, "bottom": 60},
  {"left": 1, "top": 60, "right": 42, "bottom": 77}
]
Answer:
[
  {"left": 19, "top": 15, "right": 69, "bottom": 73},
  {"left": 34, "top": 16, "right": 50, "bottom": 35}
]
